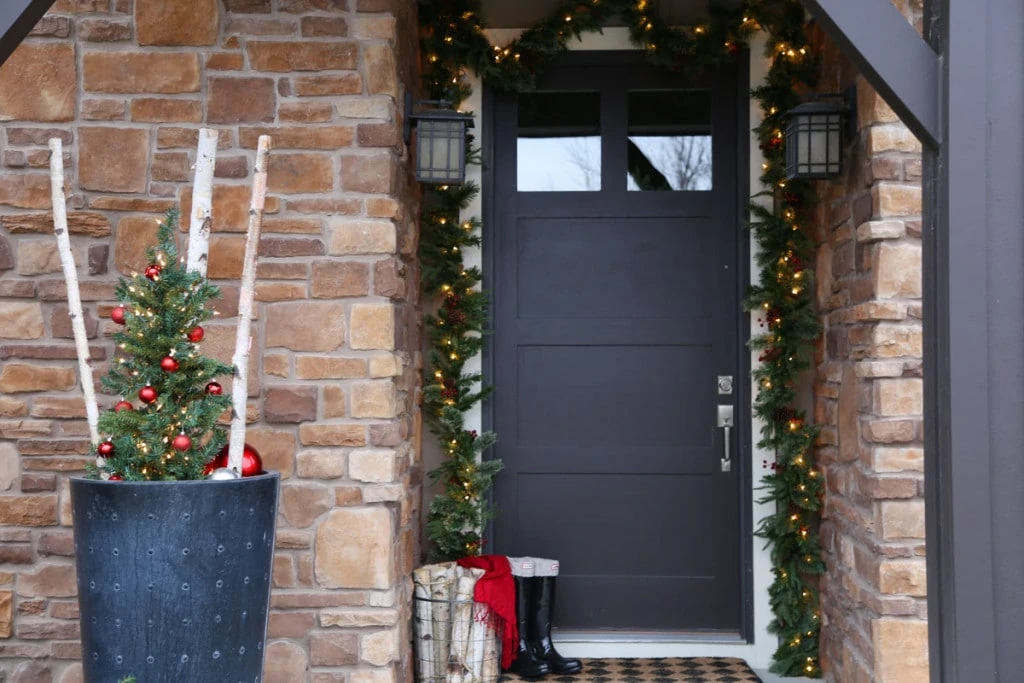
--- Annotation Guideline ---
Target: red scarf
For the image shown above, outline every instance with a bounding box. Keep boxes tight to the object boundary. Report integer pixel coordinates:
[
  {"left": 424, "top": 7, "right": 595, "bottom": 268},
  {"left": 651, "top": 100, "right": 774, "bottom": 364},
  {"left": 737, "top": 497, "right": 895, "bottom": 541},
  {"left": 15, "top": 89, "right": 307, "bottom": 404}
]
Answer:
[{"left": 457, "top": 554, "right": 517, "bottom": 669}]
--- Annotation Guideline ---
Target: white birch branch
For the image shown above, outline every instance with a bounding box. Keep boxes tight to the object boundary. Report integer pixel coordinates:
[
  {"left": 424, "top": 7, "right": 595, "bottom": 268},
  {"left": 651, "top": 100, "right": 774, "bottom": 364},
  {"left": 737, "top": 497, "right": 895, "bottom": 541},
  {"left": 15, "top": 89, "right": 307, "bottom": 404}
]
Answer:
[
  {"left": 186, "top": 128, "right": 218, "bottom": 275},
  {"left": 228, "top": 135, "right": 271, "bottom": 474},
  {"left": 49, "top": 138, "right": 100, "bottom": 447}
]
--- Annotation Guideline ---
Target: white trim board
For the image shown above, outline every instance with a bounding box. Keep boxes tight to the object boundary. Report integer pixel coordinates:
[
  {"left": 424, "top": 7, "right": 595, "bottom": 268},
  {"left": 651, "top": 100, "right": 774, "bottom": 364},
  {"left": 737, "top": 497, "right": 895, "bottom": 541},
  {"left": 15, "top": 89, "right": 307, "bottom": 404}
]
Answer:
[{"left": 461, "top": 28, "right": 780, "bottom": 671}]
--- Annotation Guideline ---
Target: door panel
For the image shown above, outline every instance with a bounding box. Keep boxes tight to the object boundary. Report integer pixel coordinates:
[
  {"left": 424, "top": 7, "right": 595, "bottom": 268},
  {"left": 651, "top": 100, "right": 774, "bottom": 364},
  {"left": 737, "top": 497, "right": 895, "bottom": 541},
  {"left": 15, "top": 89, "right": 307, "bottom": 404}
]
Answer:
[{"left": 490, "top": 52, "right": 743, "bottom": 632}]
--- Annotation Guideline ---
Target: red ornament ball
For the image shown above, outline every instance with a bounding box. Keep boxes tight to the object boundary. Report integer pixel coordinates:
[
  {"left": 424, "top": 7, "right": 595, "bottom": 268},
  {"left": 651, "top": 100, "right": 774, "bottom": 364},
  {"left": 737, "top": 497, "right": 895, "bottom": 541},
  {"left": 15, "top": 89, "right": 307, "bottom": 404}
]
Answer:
[
  {"left": 111, "top": 306, "right": 127, "bottom": 325},
  {"left": 144, "top": 264, "right": 162, "bottom": 280},
  {"left": 97, "top": 441, "right": 115, "bottom": 457},
  {"left": 205, "top": 381, "right": 223, "bottom": 396},
  {"left": 204, "top": 443, "right": 263, "bottom": 477},
  {"left": 108, "top": 474, "right": 124, "bottom": 481},
  {"left": 139, "top": 385, "right": 158, "bottom": 404},
  {"left": 160, "top": 356, "right": 179, "bottom": 372},
  {"left": 114, "top": 400, "right": 133, "bottom": 412},
  {"left": 172, "top": 433, "right": 192, "bottom": 451},
  {"left": 187, "top": 326, "right": 204, "bottom": 343}
]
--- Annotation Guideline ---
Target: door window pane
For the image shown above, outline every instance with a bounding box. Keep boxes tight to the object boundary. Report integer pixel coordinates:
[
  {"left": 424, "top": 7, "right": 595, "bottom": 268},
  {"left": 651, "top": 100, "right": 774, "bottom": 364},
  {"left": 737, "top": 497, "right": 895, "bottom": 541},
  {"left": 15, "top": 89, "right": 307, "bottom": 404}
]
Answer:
[
  {"left": 627, "top": 90, "right": 713, "bottom": 191},
  {"left": 517, "top": 91, "right": 601, "bottom": 192}
]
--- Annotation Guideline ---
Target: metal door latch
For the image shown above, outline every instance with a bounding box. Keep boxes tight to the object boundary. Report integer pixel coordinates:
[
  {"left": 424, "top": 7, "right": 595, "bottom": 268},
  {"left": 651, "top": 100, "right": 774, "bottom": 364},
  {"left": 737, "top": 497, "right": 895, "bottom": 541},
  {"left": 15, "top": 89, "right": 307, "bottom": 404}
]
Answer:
[{"left": 717, "top": 405, "right": 734, "bottom": 472}]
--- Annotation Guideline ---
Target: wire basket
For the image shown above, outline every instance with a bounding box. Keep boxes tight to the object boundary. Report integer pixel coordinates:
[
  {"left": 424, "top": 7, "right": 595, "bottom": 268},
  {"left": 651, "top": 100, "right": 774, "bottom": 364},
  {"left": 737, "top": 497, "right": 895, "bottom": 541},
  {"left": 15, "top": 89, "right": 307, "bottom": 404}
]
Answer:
[{"left": 413, "top": 595, "right": 502, "bottom": 683}]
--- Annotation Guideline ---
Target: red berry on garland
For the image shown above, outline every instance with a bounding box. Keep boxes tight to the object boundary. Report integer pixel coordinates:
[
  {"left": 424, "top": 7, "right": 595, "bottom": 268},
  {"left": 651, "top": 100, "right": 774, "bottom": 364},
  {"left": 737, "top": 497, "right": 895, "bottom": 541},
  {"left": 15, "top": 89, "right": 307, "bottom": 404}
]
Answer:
[
  {"left": 108, "top": 474, "right": 124, "bottom": 481},
  {"left": 172, "top": 433, "right": 192, "bottom": 451},
  {"left": 187, "top": 326, "right": 204, "bottom": 343},
  {"left": 98, "top": 440, "right": 115, "bottom": 457},
  {"left": 111, "top": 306, "right": 127, "bottom": 325},
  {"left": 160, "top": 355, "right": 179, "bottom": 372},
  {"left": 139, "top": 385, "right": 157, "bottom": 404},
  {"left": 205, "top": 381, "right": 223, "bottom": 395},
  {"left": 114, "top": 400, "right": 134, "bottom": 412},
  {"left": 144, "top": 264, "right": 162, "bottom": 280}
]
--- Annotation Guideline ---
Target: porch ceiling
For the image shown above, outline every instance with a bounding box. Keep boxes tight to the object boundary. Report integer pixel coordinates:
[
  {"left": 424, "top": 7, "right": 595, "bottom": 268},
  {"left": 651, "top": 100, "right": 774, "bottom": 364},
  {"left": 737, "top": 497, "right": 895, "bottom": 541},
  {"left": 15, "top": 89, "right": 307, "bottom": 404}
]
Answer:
[{"left": 480, "top": 0, "right": 742, "bottom": 28}]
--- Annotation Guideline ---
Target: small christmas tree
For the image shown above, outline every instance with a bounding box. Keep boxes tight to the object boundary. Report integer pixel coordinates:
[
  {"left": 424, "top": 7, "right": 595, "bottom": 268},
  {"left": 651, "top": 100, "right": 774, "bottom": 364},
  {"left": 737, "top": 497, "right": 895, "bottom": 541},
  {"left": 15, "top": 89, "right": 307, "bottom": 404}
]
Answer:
[{"left": 94, "top": 210, "right": 232, "bottom": 481}]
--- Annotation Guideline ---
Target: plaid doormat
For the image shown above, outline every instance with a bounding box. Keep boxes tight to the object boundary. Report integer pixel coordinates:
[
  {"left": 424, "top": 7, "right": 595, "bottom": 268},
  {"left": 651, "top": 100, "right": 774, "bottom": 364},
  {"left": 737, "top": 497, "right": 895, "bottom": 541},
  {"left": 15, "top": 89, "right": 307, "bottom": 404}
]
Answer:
[{"left": 501, "top": 658, "right": 762, "bottom": 683}]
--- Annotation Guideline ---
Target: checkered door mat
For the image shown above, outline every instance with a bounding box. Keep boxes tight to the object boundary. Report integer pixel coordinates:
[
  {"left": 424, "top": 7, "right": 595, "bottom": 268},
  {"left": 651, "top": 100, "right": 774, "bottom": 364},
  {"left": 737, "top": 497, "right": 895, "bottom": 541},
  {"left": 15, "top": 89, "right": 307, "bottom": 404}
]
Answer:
[{"left": 500, "top": 657, "right": 762, "bottom": 683}]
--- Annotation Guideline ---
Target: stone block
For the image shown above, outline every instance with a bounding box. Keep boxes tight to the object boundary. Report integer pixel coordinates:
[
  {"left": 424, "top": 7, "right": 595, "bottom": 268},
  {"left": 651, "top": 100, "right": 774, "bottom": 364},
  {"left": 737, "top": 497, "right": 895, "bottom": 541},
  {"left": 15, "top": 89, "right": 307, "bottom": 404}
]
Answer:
[
  {"left": 248, "top": 41, "right": 357, "bottom": 71},
  {"left": 361, "top": 628, "right": 399, "bottom": 666},
  {"left": 214, "top": 156, "right": 250, "bottom": 178},
  {"left": 136, "top": 0, "right": 219, "bottom": 45},
  {"left": 315, "top": 508, "right": 393, "bottom": 589},
  {"left": 878, "top": 500, "right": 926, "bottom": 540},
  {"left": 358, "top": 123, "right": 400, "bottom": 148},
  {"left": 872, "top": 183, "right": 922, "bottom": 218},
  {"left": 295, "top": 73, "right": 363, "bottom": 96},
  {"left": 239, "top": 125, "right": 354, "bottom": 149},
  {"left": 268, "top": 153, "right": 334, "bottom": 194},
  {"left": 0, "top": 590, "right": 10, "bottom": 637},
  {"left": 266, "top": 302, "right": 346, "bottom": 352},
  {"left": 224, "top": 0, "right": 272, "bottom": 11},
  {"left": 872, "top": 447, "right": 924, "bottom": 473},
  {"left": 280, "top": 102, "right": 334, "bottom": 123},
  {"left": 264, "top": 640, "right": 308, "bottom": 683},
  {"left": 50, "top": 304, "right": 98, "bottom": 340},
  {"left": 350, "top": 304, "right": 395, "bottom": 350},
  {"left": 351, "top": 381, "right": 396, "bottom": 419},
  {"left": 113, "top": 216, "right": 160, "bottom": 275},
  {"left": 17, "top": 564, "right": 76, "bottom": 598},
  {"left": 369, "top": 355, "right": 401, "bottom": 378},
  {"left": 341, "top": 155, "right": 394, "bottom": 193},
  {"left": 265, "top": 386, "right": 318, "bottom": 423},
  {"left": 82, "top": 99, "right": 126, "bottom": 120},
  {"left": 336, "top": 97, "right": 392, "bottom": 119},
  {"left": 259, "top": 238, "right": 325, "bottom": 258},
  {"left": 872, "top": 618, "right": 929, "bottom": 682},
  {"left": 152, "top": 152, "right": 190, "bottom": 182},
  {"left": 296, "top": 449, "right": 346, "bottom": 479},
  {"left": 0, "top": 495, "right": 58, "bottom": 525},
  {"left": 256, "top": 283, "right": 307, "bottom": 302},
  {"left": 301, "top": 16, "right": 349, "bottom": 36},
  {"left": 88, "top": 244, "right": 109, "bottom": 275},
  {"left": 311, "top": 261, "right": 369, "bottom": 298},
  {"left": 873, "top": 378, "right": 923, "bottom": 417},
  {"left": 245, "top": 427, "right": 296, "bottom": 478},
  {"left": 349, "top": 448, "right": 396, "bottom": 483},
  {"left": 874, "top": 241, "right": 922, "bottom": 298},
  {"left": 0, "top": 365, "right": 75, "bottom": 393},
  {"left": 29, "top": 16, "right": 71, "bottom": 38},
  {"left": 206, "top": 53, "right": 245, "bottom": 71},
  {"left": 300, "top": 424, "right": 365, "bottom": 447},
  {"left": 280, "top": 484, "right": 333, "bottom": 528},
  {"left": 322, "top": 385, "right": 345, "bottom": 418},
  {"left": 867, "top": 124, "right": 922, "bottom": 154},
  {"left": 353, "top": 16, "right": 396, "bottom": 39},
  {"left": 79, "top": 18, "right": 132, "bottom": 42},
  {"left": 349, "top": 669, "right": 396, "bottom": 683},
  {"left": 878, "top": 559, "right": 927, "bottom": 596},
  {"left": 0, "top": 175, "right": 52, "bottom": 209},
  {"left": 363, "top": 43, "right": 397, "bottom": 97},
  {"left": 856, "top": 219, "right": 905, "bottom": 242},
  {"left": 0, "top": 443, "right": 16, "bottom": 491},
  {"left": 871, "top": 324, "right": 922, "bottom": 358},
  {"left": 296, "top": 357, "right": 367, "bottom": 379},
  {"left": 130, "top": 98, "right": 201, "bottom": 123},
  {"left": 207, "top": 77, "right": 276, "bottom": 124},
  {"left": 328, "top": 220, "right": 396, "bottom": 255},
  {"left": 310, "top": 632, "right": 359, "bottom": 666},
  {"left": 268, "top": 611, "right": 315, "bottom": 639},
  {"left": 180, "top": 184, "right": 281, "bottom": 234},
  {"left": 0, "top": 303, "right": 44, "bottom": 339},
  {"left": 79, "top": 127, "right": 149, "bottom": 192},
  {"left": 0, "top": 43, "right": 76, "bottom": 122},
  {"left": 83, "top": 52, "right": 200, "bottom": 93},
  {"left": 321, "top": 609, "right": 398, "bottom": 628},
  {"left": 207, "top": 235, "right": 247, "bottom": 280}
]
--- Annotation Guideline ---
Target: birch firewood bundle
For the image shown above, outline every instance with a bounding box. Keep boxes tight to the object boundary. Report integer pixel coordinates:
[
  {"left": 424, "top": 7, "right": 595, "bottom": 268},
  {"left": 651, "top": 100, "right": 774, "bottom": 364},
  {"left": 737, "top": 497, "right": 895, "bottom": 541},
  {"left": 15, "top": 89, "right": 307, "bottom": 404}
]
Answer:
[
  {"left": 449, "top": 567, "right": 478, "bottom": 683},
  {"left": 228, "top": 135, "right": 271, "bottom": 474},
  {"left": 48, "top": 139, "right": 100, "bottom": 448},
  {"left": 430, "top": 564, "right": 455, "bottom": 681},
  {"left": 478, "top": 602, "right": 499, "bottom": 683},
  {"left": 413, "top": 566, "right": 437, "bottom": 682}
]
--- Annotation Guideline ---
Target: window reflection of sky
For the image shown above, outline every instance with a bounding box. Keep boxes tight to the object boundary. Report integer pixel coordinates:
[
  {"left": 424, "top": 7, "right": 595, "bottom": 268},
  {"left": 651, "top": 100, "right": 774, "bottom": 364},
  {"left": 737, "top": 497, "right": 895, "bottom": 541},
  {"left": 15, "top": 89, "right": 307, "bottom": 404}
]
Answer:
[{"left": 517, "top": 137, "right": 601, "bottom": 191}]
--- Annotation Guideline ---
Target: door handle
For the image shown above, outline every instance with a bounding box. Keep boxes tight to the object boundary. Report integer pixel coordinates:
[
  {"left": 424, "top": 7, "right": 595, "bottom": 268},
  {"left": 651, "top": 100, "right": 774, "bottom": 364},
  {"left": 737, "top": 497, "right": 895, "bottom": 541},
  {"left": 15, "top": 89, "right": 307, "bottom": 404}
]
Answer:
[{"left": 717, "top": 405, "right": 734, "bottom": 472}]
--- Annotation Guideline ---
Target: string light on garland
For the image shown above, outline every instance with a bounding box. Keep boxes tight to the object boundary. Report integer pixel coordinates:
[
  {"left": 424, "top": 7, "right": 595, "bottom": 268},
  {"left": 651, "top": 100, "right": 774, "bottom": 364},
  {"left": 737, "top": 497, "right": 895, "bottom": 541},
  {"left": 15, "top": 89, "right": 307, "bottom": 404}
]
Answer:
[{"left": 419, "top": 0, "right": 822, "bottom": 675}]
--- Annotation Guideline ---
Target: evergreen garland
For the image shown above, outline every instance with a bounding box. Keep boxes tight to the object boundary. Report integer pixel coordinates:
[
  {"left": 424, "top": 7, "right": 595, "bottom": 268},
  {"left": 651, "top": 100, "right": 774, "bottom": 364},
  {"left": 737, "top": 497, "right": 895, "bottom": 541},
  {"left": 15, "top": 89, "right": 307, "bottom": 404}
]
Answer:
[{"left": 419, "top": 1, "right": 823, "bottom": 675}]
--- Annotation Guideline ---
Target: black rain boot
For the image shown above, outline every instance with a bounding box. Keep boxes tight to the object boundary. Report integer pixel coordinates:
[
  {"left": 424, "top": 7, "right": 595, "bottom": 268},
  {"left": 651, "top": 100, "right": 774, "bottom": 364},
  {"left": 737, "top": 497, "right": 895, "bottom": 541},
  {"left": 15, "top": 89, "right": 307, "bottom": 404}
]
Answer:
[
  {"left": 508, "top": 560, "right": 551, "bottom": 679},
  {"left": 530, "top": 560, "right": 582, "bottom": 675}
]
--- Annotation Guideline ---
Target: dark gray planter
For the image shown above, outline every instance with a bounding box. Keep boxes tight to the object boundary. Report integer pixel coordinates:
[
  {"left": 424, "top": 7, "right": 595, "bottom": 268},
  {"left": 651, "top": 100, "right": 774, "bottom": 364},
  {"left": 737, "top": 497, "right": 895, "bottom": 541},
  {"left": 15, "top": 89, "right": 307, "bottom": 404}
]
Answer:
[{"left": 71, "top": 472, "right": 280, "bottom": 683}]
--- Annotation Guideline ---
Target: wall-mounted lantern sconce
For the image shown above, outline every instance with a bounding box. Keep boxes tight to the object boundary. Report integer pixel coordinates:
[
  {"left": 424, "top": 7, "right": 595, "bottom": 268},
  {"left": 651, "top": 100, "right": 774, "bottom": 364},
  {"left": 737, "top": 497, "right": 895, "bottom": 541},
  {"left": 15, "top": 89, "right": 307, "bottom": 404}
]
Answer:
[
  {"left": 784, "top": 86, "right": 857, "bottom": 180},
  {"left": 404, "top": 92, "right": 475, "bottom": 184}
]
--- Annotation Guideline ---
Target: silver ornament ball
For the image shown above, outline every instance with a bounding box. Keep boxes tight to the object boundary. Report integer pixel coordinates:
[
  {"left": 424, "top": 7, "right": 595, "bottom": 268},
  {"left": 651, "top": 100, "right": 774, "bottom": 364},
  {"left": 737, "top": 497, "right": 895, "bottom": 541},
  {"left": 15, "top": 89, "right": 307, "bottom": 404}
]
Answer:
[{"left": 208, "top": 467, "right": 240, "bottom": 480}]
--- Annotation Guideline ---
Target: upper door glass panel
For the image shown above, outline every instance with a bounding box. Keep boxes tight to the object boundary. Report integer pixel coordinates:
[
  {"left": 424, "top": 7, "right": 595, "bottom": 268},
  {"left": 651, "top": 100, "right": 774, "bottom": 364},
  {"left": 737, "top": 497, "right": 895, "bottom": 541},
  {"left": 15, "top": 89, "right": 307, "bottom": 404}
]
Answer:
[
  {"left": 517, "top": 91, "right": 601, "bottom": 192},
  {"left": 627, "top": 90, "right": 713, "bottom": 191}
]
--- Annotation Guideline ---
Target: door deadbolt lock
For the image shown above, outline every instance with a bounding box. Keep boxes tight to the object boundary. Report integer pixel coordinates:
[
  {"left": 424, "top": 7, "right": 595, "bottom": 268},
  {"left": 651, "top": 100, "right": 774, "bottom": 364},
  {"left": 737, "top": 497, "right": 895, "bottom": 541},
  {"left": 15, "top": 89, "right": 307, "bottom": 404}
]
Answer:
[{"left": 717, "top": 375, "right": 733, "bottom": 395}]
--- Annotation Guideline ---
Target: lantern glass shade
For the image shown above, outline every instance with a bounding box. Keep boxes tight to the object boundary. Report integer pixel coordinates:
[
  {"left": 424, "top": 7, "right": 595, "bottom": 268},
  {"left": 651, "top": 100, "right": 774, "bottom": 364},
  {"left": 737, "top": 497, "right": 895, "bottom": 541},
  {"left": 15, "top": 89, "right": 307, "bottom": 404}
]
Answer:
[
  {"left": 784, "top": 102, "right": 844, "bottom": 179},
  {"left": 415, "top": 117, "right": 468, "bottom": 184}
]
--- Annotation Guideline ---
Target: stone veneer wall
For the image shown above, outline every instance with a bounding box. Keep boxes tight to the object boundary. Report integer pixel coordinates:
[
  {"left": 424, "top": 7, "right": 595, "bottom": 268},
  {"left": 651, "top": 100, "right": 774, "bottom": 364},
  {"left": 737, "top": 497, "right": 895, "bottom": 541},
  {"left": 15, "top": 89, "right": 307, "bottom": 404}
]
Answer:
[
  {"left": 810, "top": 2, "right": 928, "bottom": 681},
  {"left": 0, "top": 1, "right": 423, "bottom": 681}
]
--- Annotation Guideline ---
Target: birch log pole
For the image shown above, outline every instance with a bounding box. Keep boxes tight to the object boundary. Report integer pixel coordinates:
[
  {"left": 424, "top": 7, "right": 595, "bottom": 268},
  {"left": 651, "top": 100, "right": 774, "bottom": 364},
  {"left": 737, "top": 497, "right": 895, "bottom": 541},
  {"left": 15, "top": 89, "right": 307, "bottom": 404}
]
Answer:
[
  {"left": 186, "top": 128, "right": 218, "bottom": 275},
  {"left": 413, "top": 567, "right": 436, "bottom": 682},
  {"left": 49, "top": 139, "right": 100, "bottom": 447},
  {"left": 228, "top": 135, "right": 271, "bottom": 474}
]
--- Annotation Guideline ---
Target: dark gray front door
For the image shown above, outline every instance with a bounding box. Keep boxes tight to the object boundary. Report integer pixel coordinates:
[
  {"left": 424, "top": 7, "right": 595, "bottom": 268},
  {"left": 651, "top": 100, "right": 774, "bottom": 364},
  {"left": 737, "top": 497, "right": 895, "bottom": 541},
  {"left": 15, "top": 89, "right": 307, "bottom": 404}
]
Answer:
[{"left": 489, "top": 52, "right": 745, "bottom": 632}]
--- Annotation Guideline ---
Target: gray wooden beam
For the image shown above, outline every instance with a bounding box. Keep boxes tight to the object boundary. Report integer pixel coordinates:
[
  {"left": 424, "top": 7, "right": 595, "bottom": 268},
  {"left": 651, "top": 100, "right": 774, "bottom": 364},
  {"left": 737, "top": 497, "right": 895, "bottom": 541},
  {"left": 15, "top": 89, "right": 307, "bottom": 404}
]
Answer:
[
  {"left": 801, "top": 0, "right": 940, "bottom": 148},
  {"left": 924, "top": 0, "right": 1024, "bottom": 680},
  {"left": 0, "top": 0, "right": 56, "bottom": 67}
]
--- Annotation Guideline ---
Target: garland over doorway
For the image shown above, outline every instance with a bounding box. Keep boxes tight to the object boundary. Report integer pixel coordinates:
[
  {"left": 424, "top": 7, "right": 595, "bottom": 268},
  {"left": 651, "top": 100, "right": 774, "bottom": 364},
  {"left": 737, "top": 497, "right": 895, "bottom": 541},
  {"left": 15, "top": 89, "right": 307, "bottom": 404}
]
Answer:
[{"left": 418, "top": 0, "right": 824, "bottom": 675}]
